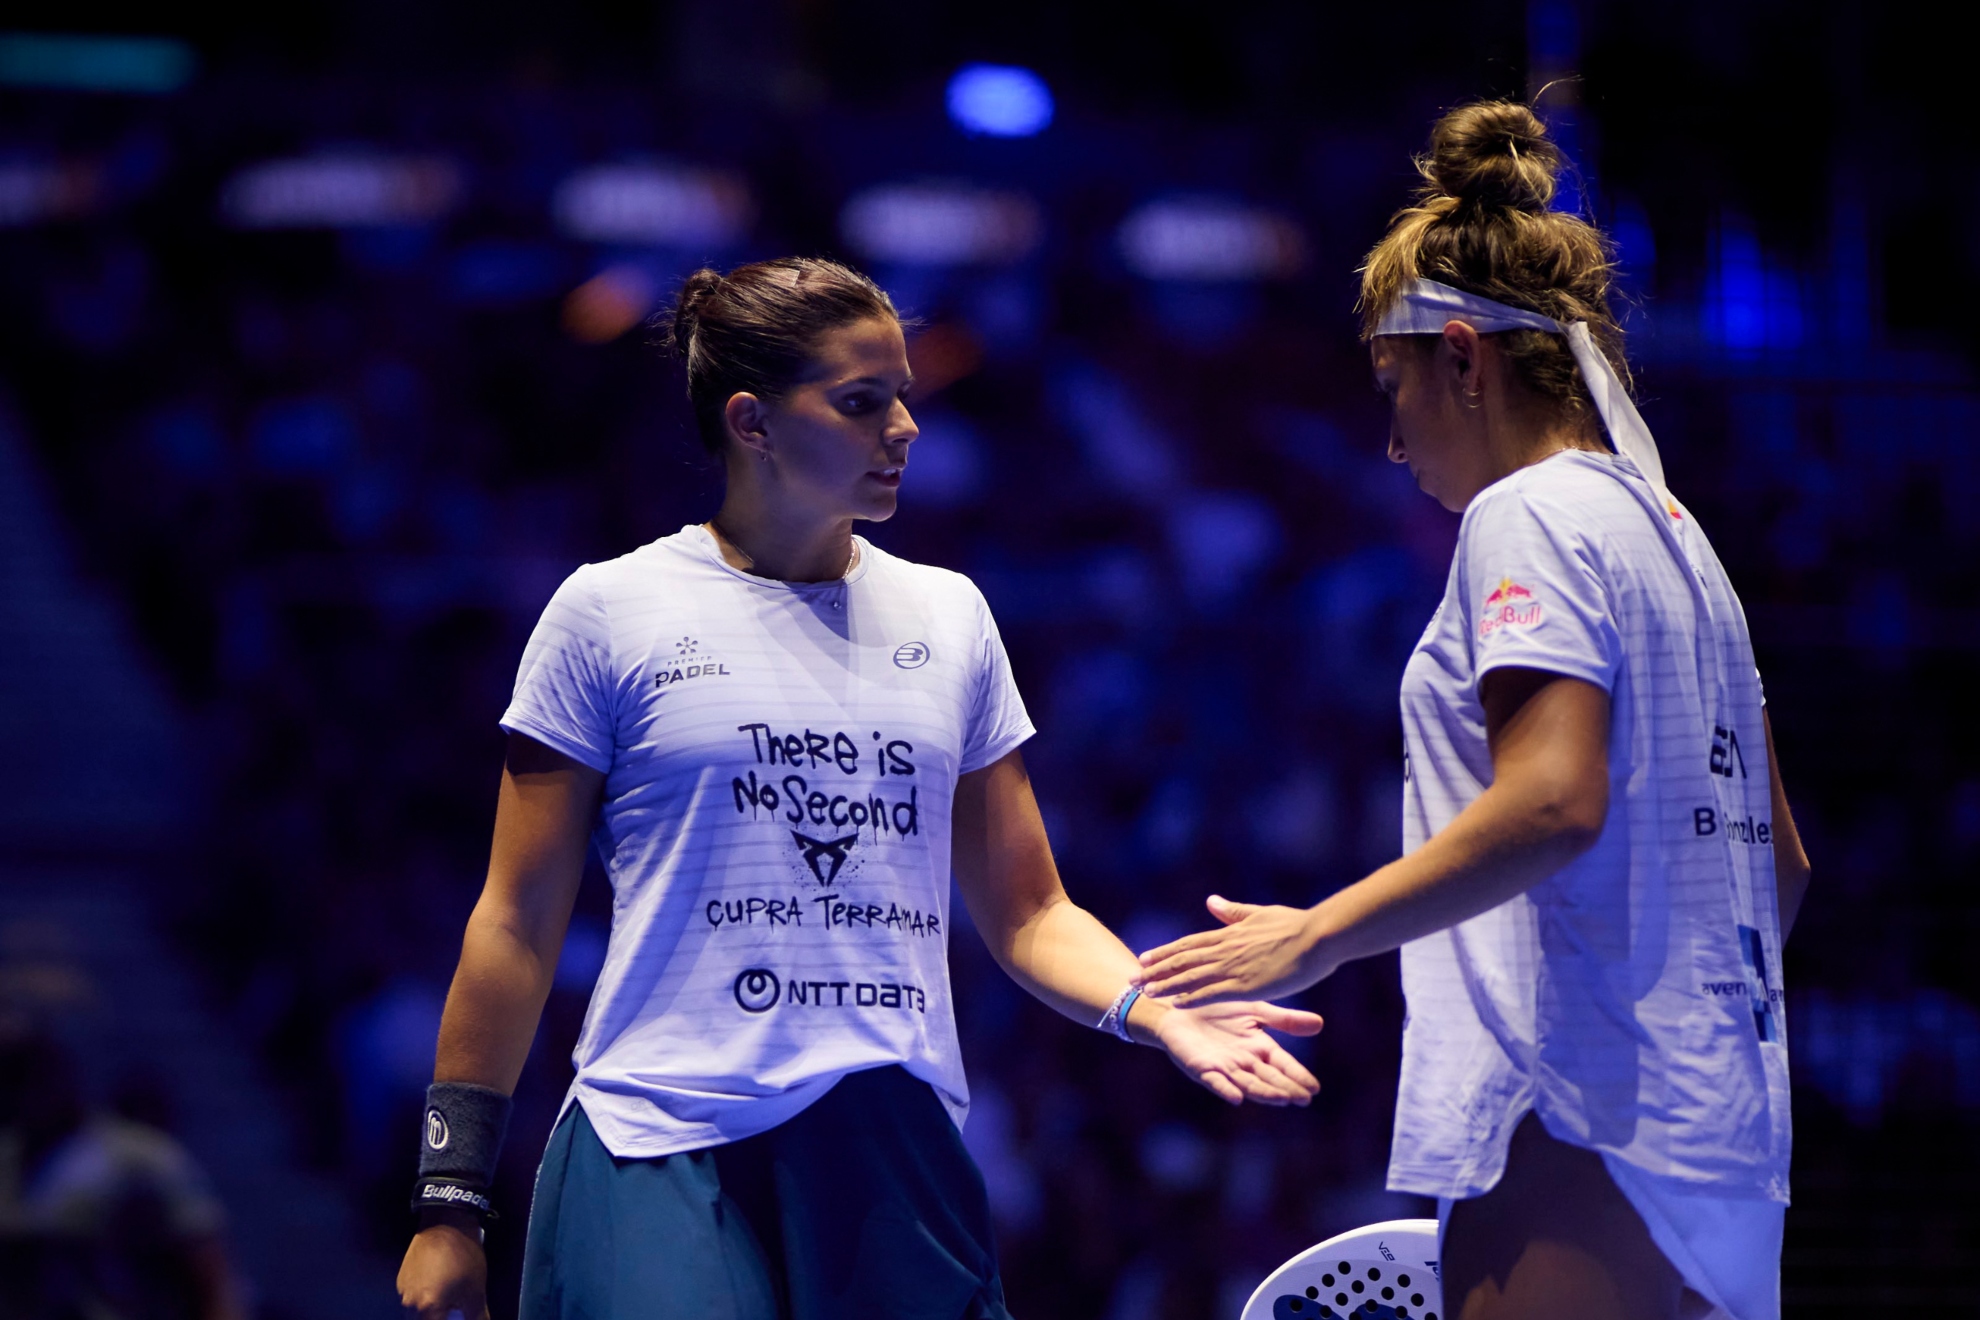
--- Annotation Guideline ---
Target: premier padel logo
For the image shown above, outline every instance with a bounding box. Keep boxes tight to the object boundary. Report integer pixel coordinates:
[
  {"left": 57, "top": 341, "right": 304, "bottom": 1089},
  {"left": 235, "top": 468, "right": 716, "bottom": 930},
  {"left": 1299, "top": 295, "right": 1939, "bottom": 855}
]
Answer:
[
  {"left": 1478, "top": 578, "right": 1543, "bottom": 638},
  {"left": 654, "top": 636, "right": 732, "bottom": 688}
]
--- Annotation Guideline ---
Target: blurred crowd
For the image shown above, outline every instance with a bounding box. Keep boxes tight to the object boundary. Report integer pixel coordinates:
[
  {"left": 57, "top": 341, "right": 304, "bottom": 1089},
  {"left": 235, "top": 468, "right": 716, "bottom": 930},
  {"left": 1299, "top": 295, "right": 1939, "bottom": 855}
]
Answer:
[
  {"left": 2, "top": 1023, "right": 245, "bottom": 1319},
  {"left": 4, "top": 4, "right": 1980, "bottom": 1315}
]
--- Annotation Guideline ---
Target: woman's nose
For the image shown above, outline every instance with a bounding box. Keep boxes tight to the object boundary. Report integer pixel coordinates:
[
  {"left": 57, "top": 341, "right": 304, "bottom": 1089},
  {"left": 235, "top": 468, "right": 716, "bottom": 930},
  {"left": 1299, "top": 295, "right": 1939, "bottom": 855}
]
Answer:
[
  {"left": 888, "top": 400, "right": 918, "bottom": 446},
  {"left": 1387, "top": 426, "right": 1407, "bottom": 464}
]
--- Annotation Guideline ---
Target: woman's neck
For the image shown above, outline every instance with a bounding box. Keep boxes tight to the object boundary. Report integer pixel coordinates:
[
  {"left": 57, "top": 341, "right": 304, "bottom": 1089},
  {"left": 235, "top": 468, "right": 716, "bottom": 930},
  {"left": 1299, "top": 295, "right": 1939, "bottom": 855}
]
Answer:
[
  {"left": 1482, "top": 397, "right": 1606, "bottom": 489},
  {"left": 707, "top": 494, "right": 857, "bottom": 583}
]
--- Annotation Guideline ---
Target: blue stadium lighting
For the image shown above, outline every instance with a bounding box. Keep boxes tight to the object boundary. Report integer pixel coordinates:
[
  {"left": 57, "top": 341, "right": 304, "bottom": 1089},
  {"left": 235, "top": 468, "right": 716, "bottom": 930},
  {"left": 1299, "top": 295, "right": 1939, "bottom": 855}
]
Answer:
[
  {"left": 841, "top": 183, "right": 1043, "bottom": 266},
  {"left": 946, "top": 64, "right": 1053, "bottom": 138},
  {"left": 219, "top": 155, "right": 462, "bottom": 229},
  {"left": 1117, "top": 197, "right": 1307, "bottom": 282},
  {"left": 0, "top": 33, "right": 195, "bottom": 94},
  {"left": 552, "top": 164, "right": 753, "bottom": 248}
]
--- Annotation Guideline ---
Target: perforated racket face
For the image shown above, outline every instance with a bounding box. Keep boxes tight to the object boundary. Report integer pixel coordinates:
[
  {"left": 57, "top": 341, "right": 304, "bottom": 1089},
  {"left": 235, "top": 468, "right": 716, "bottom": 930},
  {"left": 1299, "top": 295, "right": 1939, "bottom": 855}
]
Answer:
[{"left": 1240, "top": 1219, "right": 1442, "bottom": 1320}]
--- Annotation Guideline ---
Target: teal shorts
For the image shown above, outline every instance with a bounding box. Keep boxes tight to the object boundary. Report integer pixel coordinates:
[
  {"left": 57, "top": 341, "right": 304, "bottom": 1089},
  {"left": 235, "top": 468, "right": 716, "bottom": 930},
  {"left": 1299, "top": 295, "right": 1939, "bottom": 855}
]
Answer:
[{"left": 518, "top": 1065, "right": 1011, "bottom": 1320}]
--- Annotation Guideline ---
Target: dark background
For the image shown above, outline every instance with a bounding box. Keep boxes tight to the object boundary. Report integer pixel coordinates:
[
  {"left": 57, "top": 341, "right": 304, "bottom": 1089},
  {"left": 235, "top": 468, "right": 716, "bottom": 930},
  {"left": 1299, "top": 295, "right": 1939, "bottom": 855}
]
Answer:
[{"left": 2, "top": 1, "right": 1977, "bottom": 1315}]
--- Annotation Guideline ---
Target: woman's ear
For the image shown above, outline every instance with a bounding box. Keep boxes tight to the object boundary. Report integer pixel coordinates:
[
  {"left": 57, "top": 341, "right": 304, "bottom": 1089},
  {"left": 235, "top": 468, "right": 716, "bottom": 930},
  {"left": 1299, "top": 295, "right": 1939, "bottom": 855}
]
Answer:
[
  {"left": 1440, "top": 320, "right": 1484, "bottom": 400},
  {"left": 723, "top": 392, "right": 771, "bottom": 458}
]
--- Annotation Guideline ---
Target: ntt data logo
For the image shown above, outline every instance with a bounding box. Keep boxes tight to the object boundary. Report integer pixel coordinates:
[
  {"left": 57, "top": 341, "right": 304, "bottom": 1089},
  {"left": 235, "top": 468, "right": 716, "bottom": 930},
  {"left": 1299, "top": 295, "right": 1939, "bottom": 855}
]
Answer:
[
  {"left": 729, "top": 967, "right": 931, "bottom": 1016},
  {"left": 893, "top": 641, "right": 930, "bottom": 669},
  {"left": 734, "top": 968, "right": 782, "bottom": 1013}
]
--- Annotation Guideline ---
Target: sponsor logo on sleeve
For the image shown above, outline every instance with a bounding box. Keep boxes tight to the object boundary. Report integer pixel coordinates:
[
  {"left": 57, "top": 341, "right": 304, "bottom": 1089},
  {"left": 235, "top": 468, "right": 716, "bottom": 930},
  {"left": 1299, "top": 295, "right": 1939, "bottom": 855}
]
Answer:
[
  {"left": 1478, "top": 577, "right": 1543, "bottom": 638},
  {"left": 892, "top": 641, "right": 930, "bottom": 669}
]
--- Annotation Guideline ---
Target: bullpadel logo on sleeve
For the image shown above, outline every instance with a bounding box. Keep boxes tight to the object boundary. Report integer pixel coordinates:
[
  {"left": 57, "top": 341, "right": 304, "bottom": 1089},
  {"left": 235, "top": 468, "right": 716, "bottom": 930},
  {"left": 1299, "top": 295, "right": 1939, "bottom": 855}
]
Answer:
[{"left": 1478, "top": 578, "right": 1543, "bottom": 638}]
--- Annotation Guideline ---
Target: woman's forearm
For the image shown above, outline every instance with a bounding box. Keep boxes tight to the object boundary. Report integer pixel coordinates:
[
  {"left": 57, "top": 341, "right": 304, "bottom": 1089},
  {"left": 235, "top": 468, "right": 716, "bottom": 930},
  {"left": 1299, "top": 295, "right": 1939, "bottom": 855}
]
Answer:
[
  {"left": 953, "top": 751, "right": 1173, "bottom": 1041},
  {"left": 1304, "top": 674, "right": 1610, "bottom": 973},
  {"left": 1305, "top": 774, "right": 1603, "bottom": 972},
  {"left": 957, "top": 751, "right": 1325, "bottom": 1103},
  {"left": 430, "top": 736, "right": 600, "bottom": 1093},
  {"left": 992, "top": 895, "right": 1171, "bottom": 1042},
  {"left": 432, "top": 900, "right": 567, "bottom": 1092},
  {"left": 1137, "top": 672, "right": 1612, "bottom": 1005}
]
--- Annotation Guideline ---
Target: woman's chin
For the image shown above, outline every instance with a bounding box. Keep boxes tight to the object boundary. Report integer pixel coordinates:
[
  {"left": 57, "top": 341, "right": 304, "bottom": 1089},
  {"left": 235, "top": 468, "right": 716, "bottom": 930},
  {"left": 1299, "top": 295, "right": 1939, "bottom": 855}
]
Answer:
[{"left": 853, "top": 491, "right": 901, "bottom": 522}]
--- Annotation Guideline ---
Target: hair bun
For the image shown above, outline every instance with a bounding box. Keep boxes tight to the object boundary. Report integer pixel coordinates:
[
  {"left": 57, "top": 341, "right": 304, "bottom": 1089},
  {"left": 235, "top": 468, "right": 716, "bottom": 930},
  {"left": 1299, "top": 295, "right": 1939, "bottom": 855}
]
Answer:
[
  {"left": 666, "top": 268, "right": 725, "bottom": 357},
  {"left": 1423, "top": 101, "right": 1560, "bottom": 213}
]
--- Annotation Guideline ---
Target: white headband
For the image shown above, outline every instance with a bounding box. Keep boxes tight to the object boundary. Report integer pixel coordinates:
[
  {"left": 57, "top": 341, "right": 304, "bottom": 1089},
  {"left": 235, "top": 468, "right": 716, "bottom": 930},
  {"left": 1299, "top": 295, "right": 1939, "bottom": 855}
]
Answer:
[{"left": 1374, "top": 278, "right": 1665, "bottom": 496}]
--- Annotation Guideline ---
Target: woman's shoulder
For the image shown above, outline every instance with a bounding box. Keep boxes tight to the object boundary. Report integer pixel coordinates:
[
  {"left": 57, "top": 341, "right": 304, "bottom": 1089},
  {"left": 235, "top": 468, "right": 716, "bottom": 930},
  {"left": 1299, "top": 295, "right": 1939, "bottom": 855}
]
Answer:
[
  {"left": 859, "top": 540, "right": 988, "bottom": 605},
  {"left": 1466, "top": 451, "right": 1644, "bottom": 531},
  {"left": 526, "top": 532, "right": 714, "bottom": 649},
  {"left": 562, "top": 528, "right": 716, "bottom": 597}
]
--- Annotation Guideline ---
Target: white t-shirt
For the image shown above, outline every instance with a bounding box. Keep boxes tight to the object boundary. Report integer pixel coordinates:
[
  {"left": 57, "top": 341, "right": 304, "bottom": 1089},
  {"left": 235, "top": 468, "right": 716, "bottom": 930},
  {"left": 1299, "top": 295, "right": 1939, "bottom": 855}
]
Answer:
[
  {"left": 500, "top": 526, "right": 1034, "bottom": 1159},
  {"left": 1388, "top": 451, "right": 1791, "bottom": 1204}
]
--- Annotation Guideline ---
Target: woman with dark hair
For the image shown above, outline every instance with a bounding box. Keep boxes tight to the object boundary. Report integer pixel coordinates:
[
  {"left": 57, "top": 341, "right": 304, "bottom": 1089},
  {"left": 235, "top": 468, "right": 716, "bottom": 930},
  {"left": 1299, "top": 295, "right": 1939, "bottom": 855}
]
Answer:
[
  {"left": 1138, "top": 107, "right": 1809, "bottom": 1320},
  {"left": 396, "top": 256, "right": 1323, "bottom": 1320}
]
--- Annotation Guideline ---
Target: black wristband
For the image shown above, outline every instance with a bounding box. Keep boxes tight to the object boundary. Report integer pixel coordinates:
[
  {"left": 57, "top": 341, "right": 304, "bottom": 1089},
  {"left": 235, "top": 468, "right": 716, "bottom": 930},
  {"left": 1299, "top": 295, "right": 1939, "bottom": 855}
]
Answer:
[
  {"left": 412, "top": 1082, "right": 512, "bottom": 1221},
  {"left": 419, "top": 1082, "right": 512, "bottom": 1182}
]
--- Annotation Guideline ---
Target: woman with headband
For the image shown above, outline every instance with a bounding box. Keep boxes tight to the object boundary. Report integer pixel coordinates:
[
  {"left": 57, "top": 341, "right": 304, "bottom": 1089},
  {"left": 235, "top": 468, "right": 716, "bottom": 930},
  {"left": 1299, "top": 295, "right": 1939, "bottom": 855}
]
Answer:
[
  {"left": 1137, "top": 104, "right": 1809, "bottom": 1320},
  {"left": 395, "top": 257, "right": 1322, "bottom": 1320}
]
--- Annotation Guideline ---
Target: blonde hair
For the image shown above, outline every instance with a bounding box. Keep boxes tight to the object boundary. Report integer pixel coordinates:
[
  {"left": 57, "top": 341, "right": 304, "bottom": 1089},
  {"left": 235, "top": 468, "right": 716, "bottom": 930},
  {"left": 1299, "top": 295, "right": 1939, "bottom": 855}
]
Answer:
[{"left": 1358, "top": 100, "right": 1631, "bottom": 411}]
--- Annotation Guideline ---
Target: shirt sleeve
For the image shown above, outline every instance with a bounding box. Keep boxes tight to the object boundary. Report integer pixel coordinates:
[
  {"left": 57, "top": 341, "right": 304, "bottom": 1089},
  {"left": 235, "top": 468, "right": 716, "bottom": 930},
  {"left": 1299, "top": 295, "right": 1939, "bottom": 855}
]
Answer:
[
  {"left": 499, "top": 566, "right": 617, "bottom": 773},
  {"left": 1460, "top": 484, "right": 1624, "bottom": 694},
  {"left": 959, "top": 583, "right": 1037, "bottom": 774}
]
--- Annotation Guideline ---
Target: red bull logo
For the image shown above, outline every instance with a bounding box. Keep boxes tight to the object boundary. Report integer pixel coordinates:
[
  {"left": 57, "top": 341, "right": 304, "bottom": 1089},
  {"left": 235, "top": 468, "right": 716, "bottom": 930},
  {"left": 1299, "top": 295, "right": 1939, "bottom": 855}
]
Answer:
[{"left": 1479, "top": 577, "right": 1543, "bottom": 637}]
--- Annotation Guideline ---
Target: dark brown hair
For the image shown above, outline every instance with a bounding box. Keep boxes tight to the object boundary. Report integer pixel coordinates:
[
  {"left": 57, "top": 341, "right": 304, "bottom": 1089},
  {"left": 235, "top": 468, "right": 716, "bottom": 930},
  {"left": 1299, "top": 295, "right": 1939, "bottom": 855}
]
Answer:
[
  {"left": 663, "top": 256, "right": 900, "bottom": 454},
  {"left": 1358, "top": 100, "right": 1630, "bottom": 413}
]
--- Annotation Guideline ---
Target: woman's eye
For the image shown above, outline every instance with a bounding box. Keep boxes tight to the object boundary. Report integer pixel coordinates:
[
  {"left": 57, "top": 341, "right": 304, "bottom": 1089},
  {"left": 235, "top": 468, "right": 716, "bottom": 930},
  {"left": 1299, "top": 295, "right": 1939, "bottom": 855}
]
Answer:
[{"left": 839, "top": 394, "right": 873, "bottom": 414}]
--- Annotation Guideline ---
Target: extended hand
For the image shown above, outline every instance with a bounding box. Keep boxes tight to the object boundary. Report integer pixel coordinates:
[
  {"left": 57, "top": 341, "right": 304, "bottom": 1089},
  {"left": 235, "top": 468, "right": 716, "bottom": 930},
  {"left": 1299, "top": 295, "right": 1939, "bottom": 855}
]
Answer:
[
  {"left": 1147, "top": 996, "right": 1324, "bottom": 1106},
  {"left": 1137, "top": 895, "right": 1332, "bottom": 1006},
  {"left": 397, "top": 1217, "right": 490, "bottom": 1320}
]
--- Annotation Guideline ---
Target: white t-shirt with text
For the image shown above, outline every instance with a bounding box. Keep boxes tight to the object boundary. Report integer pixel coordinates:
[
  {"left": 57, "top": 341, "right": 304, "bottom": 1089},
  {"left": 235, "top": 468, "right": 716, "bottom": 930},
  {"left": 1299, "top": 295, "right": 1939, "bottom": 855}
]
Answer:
[
  {"left": 1389, "top": 451, "right": 1791, "bottom": 1205},
  {"left": 501, "top": 526, "right": 1034, "bottom": 1158}
]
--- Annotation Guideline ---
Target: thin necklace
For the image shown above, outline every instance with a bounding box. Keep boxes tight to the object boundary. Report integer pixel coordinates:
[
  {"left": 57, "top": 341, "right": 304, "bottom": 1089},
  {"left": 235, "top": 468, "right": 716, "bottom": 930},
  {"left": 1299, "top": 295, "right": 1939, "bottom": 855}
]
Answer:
[{"left": 706, "top": 520, "right": 859, "bottom": 581}]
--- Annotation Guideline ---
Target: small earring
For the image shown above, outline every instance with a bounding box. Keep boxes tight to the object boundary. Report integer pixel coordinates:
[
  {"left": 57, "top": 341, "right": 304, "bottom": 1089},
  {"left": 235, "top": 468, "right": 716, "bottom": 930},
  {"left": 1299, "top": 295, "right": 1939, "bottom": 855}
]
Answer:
[{"left": 1464, "top": 389, "right": 1483, "bottom": 410}]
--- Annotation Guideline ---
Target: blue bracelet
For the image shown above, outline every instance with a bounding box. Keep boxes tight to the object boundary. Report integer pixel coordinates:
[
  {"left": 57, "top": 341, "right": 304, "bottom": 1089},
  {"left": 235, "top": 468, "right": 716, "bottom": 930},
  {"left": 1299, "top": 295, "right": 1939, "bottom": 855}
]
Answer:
[{"left": 1098, "top": 984, "right": 1142, "bottom": 1043}]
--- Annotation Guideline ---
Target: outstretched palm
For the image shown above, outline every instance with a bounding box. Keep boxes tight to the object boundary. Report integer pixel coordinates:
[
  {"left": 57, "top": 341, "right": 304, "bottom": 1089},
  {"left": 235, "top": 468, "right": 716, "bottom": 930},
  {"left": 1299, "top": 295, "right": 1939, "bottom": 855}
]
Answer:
[{"left": 1149, "top": 998, "right": 1324, "bottom": 1106}]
